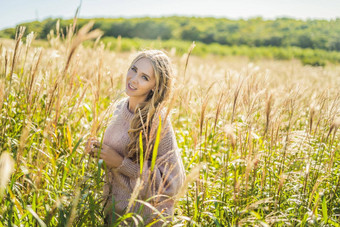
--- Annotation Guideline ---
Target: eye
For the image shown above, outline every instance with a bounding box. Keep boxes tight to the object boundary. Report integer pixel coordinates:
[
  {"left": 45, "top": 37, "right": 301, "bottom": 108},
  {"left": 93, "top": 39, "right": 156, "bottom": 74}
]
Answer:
[
  {"left": 142, "top": 75, "right": 149, "bottom": 81},
  {"left": 131, "top": 66, "right": 137, "bottom": 72}
]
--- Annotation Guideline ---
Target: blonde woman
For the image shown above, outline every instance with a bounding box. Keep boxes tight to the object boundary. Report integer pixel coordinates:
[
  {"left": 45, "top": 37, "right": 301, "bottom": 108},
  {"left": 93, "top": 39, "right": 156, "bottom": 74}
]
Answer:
[{"left": 89, "top": 50, "right": 185, "bottom": 226}]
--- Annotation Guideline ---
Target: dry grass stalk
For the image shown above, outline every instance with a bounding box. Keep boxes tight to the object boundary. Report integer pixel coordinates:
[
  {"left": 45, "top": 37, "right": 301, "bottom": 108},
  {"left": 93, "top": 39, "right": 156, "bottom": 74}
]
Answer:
[
  {"left": 54, "top": 86, "right": 62, "bottom": 125},
  {"left": 93, "top": 35, "right": 102, "bottom": 49},
  {"left": 264, "top": 93, "right": 273, "bottom": 136},
  {"left": 199, "top": 90, "right": 210, "bottom": 137},
  {"left": 327, "top": 92, "right": 340, "bottom": 122},
  {"left": 313, "top": 92, "right": 327, "bottom": 136},
  {"left": 0, "top": 80, "right": 4, "bottom": 110},
  {"left": 326, "top": 116, "right": 340, "bottom": 141},
  {"left": 56, "top": 19, "right": 60, "bottom": 39},
  {"left": 183, "top": 41, "right": 195, "bottom": 82},
  {"left": 276, "top": 173, "right": 287, "bottom": 196},
  {"left": 65, "top": 84, "right": 89, "bottom": 123},
  {"left": 4, "top": 50, "right": 8, "bottom": 77},
  {"left": 309, "top": 102, "right": 316, "bottom": 134},
  {"left": 233, "top": 177, "right": 240, "bottom": 204},
  {"left": 8, "top": 26, "right": 25, "bottom": 92},
  {"left": 65, "top": 188, "right": 80, "bottom": 227},
  {"left": 246, "top": 89, "right": 265, "bottom": 122},
  {"left": 17, "top": 122, "right": 31, "bottom": 162},
  {"left": 260, "top": 164, "right": 267, "bottom": 191},
  {"left": 244, "top": 156, "right": 259, "bottom": 195},
  {"left": 308, "top": 177, "right": 325, "bottom": 208},
  {"left": 175, "top": 164, "right": 202, "bottom": 200},
  {"left": 126, "top": 178, "right": 143, "bottom": 213},
  {"left": 116, "top": 35, "right": 122, "bottom": 52},
  {"left": 246, "top": 197, "right": 273, "bottom": 210},
  {"left": 27, "top": 48, "right": 42, "bottom": 110},
  {"left": 0, "top": 152, "right": 15, "bottom": 198},
  {"left": 63, "top": 21, "right": 103, "bottom": 78},
  {"left": 164, "top": 89, "right": 177, "bottom": 123},
  {"left": 224, "top": 124, "right": 236, "bottom": 149},
  {"left": 213, "top": 92, "right": 225, "bottom": 132},
  {"left": 21, "top": 32, "right": 35, "bottom": 76},
  {"left": 231, "top": 74, "right": 247, "bottom": 123},
  {"left": 44, "top": 198, "right": 62, "bottom": 225},
  {"left": 155, "top": 155, "right": 178, "bottom": 199},
  {"left": 93, "top": 89, "right": 126, "bottom": 135},
  {"left": 327, "top": 117, "right": 340, "bottom": 170}
]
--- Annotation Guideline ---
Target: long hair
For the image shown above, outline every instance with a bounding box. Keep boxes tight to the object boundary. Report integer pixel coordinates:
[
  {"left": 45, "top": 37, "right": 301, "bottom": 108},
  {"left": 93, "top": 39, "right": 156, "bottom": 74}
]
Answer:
[{"left": 126, "top": 50, "right": 174, "bottom": 162}]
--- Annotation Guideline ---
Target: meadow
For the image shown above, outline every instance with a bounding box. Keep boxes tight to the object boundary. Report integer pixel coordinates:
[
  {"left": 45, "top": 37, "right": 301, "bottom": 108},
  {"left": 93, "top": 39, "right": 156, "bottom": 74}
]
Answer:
[{"left": 0, "top": 23, "right": 340, "bottom": 226}]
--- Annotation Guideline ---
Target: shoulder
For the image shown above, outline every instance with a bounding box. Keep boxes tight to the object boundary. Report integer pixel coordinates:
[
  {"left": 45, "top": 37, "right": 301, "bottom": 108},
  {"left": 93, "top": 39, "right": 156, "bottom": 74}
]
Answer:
[
  {"left": 115, "top": 97, "right": 129, "bottom": 113},
  {"left": 107, "top": 97, "right": 130, "bottom": 124}
]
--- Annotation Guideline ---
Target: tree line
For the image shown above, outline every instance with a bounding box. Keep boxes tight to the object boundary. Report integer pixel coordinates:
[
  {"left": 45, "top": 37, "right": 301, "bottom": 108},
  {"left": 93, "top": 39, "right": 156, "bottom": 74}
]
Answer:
[{"left": 1, "top": 16, "right": 340, "bottom": 51}]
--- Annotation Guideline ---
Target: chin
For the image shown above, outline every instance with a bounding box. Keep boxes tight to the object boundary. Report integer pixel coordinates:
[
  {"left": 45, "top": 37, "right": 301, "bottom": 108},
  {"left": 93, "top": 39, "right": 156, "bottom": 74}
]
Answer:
[{"left": 125, "top": 89, "right": 132, "bottom": 97}]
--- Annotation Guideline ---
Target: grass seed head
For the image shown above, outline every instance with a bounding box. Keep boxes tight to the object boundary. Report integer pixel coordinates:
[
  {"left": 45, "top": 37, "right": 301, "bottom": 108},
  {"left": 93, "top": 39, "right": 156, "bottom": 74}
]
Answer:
[
  {"left": 327, "top": 116, "right": 340, "bottom": 140},
  {"left": 0, "top": 152, "right": 15, "bottom": 197},
  {"left": 224, "top": 124, "right": 236, "bottom": 149},
  {"left": 0, "top": 81, "right": 4, "bottom": 110}
]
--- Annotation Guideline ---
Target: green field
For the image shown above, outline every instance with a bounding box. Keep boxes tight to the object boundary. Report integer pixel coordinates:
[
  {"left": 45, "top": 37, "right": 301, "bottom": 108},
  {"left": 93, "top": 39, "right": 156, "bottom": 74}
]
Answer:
[{"left": 0, "top": 23, "right": 340, "bottom": 226}]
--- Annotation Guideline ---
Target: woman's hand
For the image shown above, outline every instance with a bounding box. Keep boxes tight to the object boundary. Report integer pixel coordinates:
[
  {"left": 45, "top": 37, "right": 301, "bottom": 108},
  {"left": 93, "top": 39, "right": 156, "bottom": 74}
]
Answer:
[{"left": 88, "top": 139, "right": 123, "bottom": 169}]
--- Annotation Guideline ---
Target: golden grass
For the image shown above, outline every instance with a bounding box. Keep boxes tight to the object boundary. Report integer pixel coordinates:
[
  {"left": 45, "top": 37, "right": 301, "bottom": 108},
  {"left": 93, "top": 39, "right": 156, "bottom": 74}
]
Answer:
[{"left": 0, "top": 23, "right": 339, "bottom": 225}]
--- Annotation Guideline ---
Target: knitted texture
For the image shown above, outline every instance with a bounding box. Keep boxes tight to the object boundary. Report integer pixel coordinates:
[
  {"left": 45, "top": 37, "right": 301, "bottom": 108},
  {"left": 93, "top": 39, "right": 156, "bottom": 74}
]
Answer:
[{"left": 102, "top": 98, "right": 185, "bottom": 226}]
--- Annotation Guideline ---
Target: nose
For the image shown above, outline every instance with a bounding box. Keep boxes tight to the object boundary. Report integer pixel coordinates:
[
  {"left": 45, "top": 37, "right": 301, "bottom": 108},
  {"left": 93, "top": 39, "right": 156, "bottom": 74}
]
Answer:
[{"left": 129, "top": 73, "right": 138, "bottom": 85}]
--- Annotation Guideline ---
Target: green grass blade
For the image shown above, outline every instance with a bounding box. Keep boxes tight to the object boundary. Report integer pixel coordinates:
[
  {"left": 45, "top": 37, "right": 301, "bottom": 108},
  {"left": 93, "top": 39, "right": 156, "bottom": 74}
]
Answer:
[
  {"left": 151, "top": 115, "right": 161, "bottom": 172},
  {"left": 322, "top": 196, "right": 328, "bottom": 223},
  {"left": 139, "top": 130, "right": 144, "bottom": 175}
]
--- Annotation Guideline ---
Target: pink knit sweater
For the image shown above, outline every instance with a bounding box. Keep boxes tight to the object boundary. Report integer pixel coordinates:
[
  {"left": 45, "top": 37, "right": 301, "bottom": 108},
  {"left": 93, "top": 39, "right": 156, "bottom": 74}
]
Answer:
[{"left": 102, "top": 98, "right": 185, "bottom": 226}]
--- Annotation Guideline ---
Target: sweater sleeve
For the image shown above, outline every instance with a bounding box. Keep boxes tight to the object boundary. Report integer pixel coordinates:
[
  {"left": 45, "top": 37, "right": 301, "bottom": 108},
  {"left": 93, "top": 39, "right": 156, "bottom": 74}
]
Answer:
[{"left": 115, "top": 118, "right": 185, "bottom": 199}]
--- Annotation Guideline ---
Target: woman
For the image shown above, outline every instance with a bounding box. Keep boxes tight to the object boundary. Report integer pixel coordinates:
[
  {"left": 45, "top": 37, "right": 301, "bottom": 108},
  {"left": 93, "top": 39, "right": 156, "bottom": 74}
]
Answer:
[{"left": 89, "top": 50, "right": 185, "bottom": 226}]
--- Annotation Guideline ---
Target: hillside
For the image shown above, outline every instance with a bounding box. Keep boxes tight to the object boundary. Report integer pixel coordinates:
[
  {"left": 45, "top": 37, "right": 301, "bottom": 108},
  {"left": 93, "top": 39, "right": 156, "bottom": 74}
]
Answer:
[{"left": 1, "top": 16, "right": 340, "bottom": 52}]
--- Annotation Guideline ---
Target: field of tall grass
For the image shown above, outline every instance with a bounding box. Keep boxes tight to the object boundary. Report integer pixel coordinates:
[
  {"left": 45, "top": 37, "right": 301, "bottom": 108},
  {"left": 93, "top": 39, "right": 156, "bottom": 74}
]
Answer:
[{"left": 0, "top": 23, "right": 340, "bottom": 226}]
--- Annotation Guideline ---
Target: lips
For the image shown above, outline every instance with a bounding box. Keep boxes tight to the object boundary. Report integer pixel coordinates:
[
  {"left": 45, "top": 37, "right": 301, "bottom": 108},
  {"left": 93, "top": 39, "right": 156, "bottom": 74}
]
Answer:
[{"left": 128, "top": 82, "right": 137, "bottom": 90}]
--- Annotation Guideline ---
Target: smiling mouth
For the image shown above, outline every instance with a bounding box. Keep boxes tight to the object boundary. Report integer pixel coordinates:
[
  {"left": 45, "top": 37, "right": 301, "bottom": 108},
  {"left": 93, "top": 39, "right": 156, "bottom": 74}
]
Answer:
[{"left": 128, "top": 82, "right": 137, "bottom": 90}]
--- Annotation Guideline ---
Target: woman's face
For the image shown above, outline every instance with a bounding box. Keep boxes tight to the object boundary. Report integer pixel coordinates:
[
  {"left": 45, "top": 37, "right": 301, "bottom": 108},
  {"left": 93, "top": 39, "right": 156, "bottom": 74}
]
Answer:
[{"left": 126, "top": 57, "right": 156, "bottom": 102}]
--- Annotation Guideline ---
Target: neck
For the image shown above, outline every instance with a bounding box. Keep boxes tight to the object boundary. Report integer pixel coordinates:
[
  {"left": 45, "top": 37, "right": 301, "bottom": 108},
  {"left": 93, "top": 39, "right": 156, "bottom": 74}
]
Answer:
[{"left": 128, "top": 97, "right": 143, "bottom": 112}]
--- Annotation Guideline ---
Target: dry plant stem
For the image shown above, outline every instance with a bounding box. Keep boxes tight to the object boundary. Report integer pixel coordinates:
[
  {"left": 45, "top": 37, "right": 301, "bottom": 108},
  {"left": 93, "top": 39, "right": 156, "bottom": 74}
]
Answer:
[
  {"left": 1, "top": 26, "right": 340, "bottom": 225},
  {"left": 213, "top": 92, "right": 225, "bottom": 133},
  {"left": 313, "top": 93, "right": 327, "bottom": 137},
  {"left": 231, "top": 75, "right": 247, "bottom": 123},
  {"left": 9, "top": 26, "right": 26, "bottom": 93},
  {"left": 264, "top": 93, "right": 273, "bottom": 137},
  {"left": 1, "top": 27, "right": 25, "bottom": 143},
  {"left": 183, "top": 41, "right": 195, "bottom": 83},
  {"left": 176, "top": 42, "right": 195, "bottom": 128},
  {"left": 279, "top": 97, "right": 295, "bottom": 175},
  {"left": 27, "top": 49, "right": 42, "bottom": 111}
]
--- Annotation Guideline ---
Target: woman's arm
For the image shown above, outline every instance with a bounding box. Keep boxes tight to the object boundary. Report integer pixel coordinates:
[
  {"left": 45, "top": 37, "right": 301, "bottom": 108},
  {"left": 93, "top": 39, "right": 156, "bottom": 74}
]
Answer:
[
  {"left": 116, "top": 119, "right": 185, "bottom": 198},
  {"left": 89, "top": 140, "right": 123, "bottom": 169},
  {"left": 88, "top": 118, "right": 185, "bottom": 198}
]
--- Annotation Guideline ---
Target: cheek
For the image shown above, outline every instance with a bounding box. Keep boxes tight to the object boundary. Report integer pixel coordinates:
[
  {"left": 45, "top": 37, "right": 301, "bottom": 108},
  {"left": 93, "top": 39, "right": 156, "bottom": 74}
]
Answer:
[
  {"left": 139, "top": 80, "right": 151, "bottom": 89},
  {"left": 145, "top": 81, "right": 156, "bottom": 91},
  {"left": 126, "top": 72, "right": 132, "bottom": 81}
]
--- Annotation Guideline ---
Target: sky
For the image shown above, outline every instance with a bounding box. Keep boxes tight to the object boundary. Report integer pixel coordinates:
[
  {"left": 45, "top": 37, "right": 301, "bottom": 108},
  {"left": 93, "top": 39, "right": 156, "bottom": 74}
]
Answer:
[{"left": 1, "top": 0, "right": 340, "bottom": 30}]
